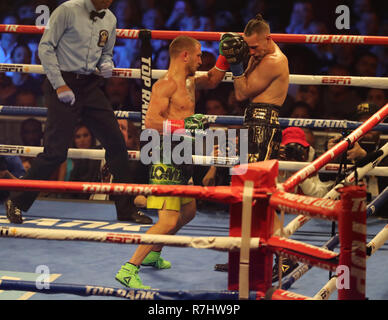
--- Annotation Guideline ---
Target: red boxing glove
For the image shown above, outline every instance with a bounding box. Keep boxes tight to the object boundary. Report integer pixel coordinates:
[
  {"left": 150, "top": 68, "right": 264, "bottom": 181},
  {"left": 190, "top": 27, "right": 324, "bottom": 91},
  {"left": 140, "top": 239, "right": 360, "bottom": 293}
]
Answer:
[
  {"left": 215, "top": 55, "right": 230, "bottom": 72},
  {"left": 163, "top": 119, "right": 184, "bottom": 134}
]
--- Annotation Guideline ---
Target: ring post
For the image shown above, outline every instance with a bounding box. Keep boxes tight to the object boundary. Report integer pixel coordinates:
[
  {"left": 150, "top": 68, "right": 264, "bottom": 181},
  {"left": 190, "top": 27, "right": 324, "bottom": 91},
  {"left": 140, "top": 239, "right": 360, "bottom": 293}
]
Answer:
[
  {"left": 337, "top": 185, "right": 367, "bottom": 300},
  {"left": 228, "top": 160, "right": 277, "bottom": 295}
]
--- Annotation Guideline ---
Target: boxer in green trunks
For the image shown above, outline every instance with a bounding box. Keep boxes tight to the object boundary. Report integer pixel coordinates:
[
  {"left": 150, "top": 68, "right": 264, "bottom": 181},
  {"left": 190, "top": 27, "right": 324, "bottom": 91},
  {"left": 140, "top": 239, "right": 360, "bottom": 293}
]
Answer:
[
  {"left": 115, "top": 36, "right": 227, "bottom": 289},
  {"left": 147, "top": 161, "right": 193, "bottom": 211}
]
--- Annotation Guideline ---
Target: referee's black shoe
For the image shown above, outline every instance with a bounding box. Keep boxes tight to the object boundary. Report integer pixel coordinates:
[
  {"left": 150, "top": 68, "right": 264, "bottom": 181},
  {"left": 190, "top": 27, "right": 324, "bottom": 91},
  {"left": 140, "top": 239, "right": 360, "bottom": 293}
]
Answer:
[
  {"left": 214, "top": 263, "right": 228, "bottom": 272},
  {"left": 272, "top": 256, "right": 299, "bottom": 283},
  {"left": 5, "top": 199, "right": 23, "bottom": 224},
  {"left": 117, "top": 210, "right": 153, "bottom": 224}
]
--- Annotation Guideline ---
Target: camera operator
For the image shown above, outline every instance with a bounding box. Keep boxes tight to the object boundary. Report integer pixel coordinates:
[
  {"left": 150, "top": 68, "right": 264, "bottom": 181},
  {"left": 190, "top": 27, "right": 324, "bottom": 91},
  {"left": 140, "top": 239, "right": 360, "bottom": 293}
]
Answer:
[
  {"left": 273, "top": 127, "right": 333, "bottom": 282},
  {"left": 325, "top": 102, "right": 388, "bottom": 199},
  {"left": 278, "top": 127, "right": 333, "bottom": 197}
]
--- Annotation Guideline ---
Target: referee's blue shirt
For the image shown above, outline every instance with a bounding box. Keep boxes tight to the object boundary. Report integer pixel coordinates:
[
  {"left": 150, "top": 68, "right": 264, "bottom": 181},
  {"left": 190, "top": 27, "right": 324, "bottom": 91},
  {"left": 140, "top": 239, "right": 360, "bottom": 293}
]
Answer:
[{"left": 38, "top": 0, "right": 117, "bottom": 90}]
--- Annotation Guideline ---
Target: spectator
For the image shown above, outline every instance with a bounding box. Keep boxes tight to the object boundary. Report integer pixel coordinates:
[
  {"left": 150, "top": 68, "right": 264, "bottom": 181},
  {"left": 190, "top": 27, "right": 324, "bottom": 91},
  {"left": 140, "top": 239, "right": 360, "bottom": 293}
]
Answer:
[
  {"left": 227, "top": 88, "right": 245, "bottom": 116},
  {"left": 16, "top": 1, "right": 36, "bottom": 25},
  {"left": 174, "top": 1, "right": 200, "bottom": 32},
  {"left": 214, "top": 10, "right": 236, "bottom": 32},
  {"left": 332, "top": 44, "right": 357, "bottom": 70},
  {"left": 0, "top": 73, "right": 17, "bottom": 105},
  {"left": 57, "top": 123, "right": 99, "bottom": 182},
  {"left": 112, "top": 0, "right": 141, "bottom": 30},
  {"left": 353, "top": 51, "right": 378, "bottom": 77},
  {"left": 307, "top": 21, "right": 334, "bottom": 72},
  {"left": 286, "top": 1, "right": 315, "bottom": 34},
  {"left": 165, "top": 1, "right": 193, "bottom": 30},
  {"left": 127, "top": 58, "right": 143, "bottom": 110},
  {"left": 126, "top": 120, "right": 141, "bottom": 151},
  {"left": 371, "top": 46, "right": 388, "bottom": 77},
  {"left": 14, "top": 90, "right": 38, "bottom": 107},
  {"left": 113, "top": 38, "right": 141, "bottom": 69},
  {"left": 153, "top": 45, "right": 170, "bottom": 70},
  {"left": 205, "top": 95, "right": 228, "bottom": 116},
  {"left": 26, "top": 38, "right": 45, "bottom": 82},
  {"left": 355, "top": 11, "right": 380, "bottom": 36},
  {"left": 198, "top": 16, "right": 218, "bottom": 56},
  {"left": 56, "top": 124, "right": 101, "bottom": 200},
  {"left": 142, "top": 8, "right": 168, "bottom": 53},
  {"left": 20, "top": 118, "right": 43, "bottom": 147},
  {"left": 289, "top": 100, "right": 313, "bottom": 119},
  {"left": 8, "top": 42, "right": 43, "bottom": 98},
  {"left": 295, "top": 85, "right": 324, "bottom": 118},
  {"left": 371, "top": 18, "right": 388, "bottom": 76},
  {"left": 194, "top": 0, "right": 217, "bottom": 16},
  {"left": 104, "top": 78, "right": 132, "bottom": 110},
  {"left": 352, "top": 0, "right": 373, "bottom": 21},
  {"left": 366, "top": 88, "right": 387, "bottom": 108},
  {"left": 0, "top": 15, "right": 19, "bottom": 64},
  {"left": 198, "top": 50, "right": 216, "bottom": 73},
  {"left": 321, "top": 65, "right": 362, "bottom": 120},
  {"left": 288, "top": 100, "right": 315, "bottom": 147}
]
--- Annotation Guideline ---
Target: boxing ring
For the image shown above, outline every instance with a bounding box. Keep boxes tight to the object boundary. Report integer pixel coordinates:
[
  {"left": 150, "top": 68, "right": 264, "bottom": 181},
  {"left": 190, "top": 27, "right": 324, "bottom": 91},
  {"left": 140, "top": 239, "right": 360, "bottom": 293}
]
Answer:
[{"left": 1, "top": 24, "right": 388, "bottom": 301}]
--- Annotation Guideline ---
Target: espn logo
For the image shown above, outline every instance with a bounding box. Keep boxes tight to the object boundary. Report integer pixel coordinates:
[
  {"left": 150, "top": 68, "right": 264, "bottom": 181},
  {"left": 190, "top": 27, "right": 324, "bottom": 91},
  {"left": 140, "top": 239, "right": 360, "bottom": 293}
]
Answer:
[{"left": 322, "top": 76, "right": 352, "bottom": 85}]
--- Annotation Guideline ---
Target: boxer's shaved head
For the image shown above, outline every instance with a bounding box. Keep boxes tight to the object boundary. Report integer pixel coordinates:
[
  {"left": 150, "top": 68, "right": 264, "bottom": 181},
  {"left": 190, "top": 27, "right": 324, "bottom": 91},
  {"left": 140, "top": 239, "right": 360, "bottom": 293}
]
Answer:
[{"left": 169, "top": 36, "right": 200, "bottom": 59}]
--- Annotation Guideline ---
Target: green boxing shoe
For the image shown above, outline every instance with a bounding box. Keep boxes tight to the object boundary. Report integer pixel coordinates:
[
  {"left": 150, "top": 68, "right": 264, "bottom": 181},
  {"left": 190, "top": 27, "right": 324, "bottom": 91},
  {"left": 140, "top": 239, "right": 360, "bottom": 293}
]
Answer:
[
  {"left": 141, "top": 251, "right": 171, "bottom": 269},
  {"left": 115, "top": 263, "right": 151, "bottom": 289}
]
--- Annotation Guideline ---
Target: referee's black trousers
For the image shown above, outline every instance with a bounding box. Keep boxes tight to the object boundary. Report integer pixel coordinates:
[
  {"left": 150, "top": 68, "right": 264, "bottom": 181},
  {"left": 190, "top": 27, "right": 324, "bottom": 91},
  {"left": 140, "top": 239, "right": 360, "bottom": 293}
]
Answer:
[{"left": 10, "top": 73, "right": 136, "bottom": 214}]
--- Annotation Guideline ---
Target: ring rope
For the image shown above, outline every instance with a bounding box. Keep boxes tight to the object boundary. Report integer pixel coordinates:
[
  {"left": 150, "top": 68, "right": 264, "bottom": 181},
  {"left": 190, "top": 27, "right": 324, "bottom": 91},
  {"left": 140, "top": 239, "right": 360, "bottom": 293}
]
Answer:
[
  {"left": 280, "top": 190, "right": 388, "bottom": 291},
  {"left": 2, "top": 105, "right": 388, "bottom": 132},
  {"left": 282, "top": 141, "right": 388, "bottom": 238},
  {"left": 281, "top": 235, "right": 340, "bottom": 291},
  {"left": 1, "top": 63, "right": 388, "bottom": 89},
  {"left": 0, "top": 168, "right": 368, "bottom": 299},
  {"left": 0, "top": 23, "right": 385, "bottom": 301},
  {"left": 2, "top": 144, "right": 387, "bottom": 176},
  {"left": 0, "top": 144, "right": 239, "bottom": 167},
  {"left": 0, "top": 279, "right": 250, "bottom": 300},
  {"left": 0, "top": 226, "right": 261, "bottom": 251},
  {"left": 282, "top": 103, "right": 388, "bottom": 192},
  {"left": 313, "top": 224, "right": 388, "bottom": 300},
  {"left": 0, "top": 224, "right": 339, "bottom": 270},
  {"left": 1, "top": 24, "right": 388, "bottom": 45}
]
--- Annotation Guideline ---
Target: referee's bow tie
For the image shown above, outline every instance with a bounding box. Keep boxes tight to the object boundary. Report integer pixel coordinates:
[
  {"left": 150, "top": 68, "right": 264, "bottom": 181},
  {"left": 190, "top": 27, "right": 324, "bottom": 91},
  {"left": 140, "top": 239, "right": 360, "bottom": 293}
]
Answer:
[{"left": 90, "top": 10, "right": 105, "bottom": 21}]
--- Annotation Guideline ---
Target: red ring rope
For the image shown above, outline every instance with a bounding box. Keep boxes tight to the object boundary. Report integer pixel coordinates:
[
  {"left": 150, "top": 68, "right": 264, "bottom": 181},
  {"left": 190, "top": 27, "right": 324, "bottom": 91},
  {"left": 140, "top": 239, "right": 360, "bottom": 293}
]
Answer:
[{"left": 1, "top": 24, "right": 388, "bottom": 45}]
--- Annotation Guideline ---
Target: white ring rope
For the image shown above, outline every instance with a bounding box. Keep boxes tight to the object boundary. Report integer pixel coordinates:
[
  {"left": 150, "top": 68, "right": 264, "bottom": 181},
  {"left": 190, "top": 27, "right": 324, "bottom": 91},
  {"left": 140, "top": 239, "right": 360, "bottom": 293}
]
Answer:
[
  {"left": 1, "top": 63, "right": 388, "bottom": 89},
  {"left": 1, "top": 144, "right": 387, "bottom": 175},
  {"left": 313, "top": 224, "right": 388, "bottom": 300},
  {"left": 0, "top": 226, "right": 260, "bottom": 251},
  {"left": 281, "top": 142, "right": 388, "bottom": 238}
]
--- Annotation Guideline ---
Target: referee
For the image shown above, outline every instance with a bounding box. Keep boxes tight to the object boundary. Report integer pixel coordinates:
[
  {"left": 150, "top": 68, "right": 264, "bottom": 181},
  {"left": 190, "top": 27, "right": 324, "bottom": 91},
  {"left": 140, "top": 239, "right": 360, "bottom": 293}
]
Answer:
[{"left": 5, "top": 0, "right": 140, "bottom": 223}]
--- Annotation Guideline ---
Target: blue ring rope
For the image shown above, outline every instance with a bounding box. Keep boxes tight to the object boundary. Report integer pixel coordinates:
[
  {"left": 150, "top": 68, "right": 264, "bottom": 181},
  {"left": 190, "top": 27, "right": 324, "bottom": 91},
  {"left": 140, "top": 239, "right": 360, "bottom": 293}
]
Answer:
[
  {"left": 0, "top": 279, "right": 257, "bottom": 300},
  {"left": 1, "top": 105, "right": 388, "bottom": 132},
  {"left": 281, "top": 196, "right": 388, "bottom": 290}
]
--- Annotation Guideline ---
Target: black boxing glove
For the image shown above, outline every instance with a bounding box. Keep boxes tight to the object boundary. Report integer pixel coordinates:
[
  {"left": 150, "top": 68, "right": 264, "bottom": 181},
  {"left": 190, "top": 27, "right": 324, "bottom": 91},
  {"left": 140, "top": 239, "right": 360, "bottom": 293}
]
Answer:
[{"left": 219, "top": 33, "right": 248, "bottom": 77}]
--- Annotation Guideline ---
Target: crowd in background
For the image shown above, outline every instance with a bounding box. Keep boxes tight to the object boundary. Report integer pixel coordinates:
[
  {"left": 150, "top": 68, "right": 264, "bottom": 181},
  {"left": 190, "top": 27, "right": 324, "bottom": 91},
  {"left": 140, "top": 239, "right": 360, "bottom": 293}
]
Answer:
[{"left": 0, "top": 0, "right": 387, "bottom": 211}]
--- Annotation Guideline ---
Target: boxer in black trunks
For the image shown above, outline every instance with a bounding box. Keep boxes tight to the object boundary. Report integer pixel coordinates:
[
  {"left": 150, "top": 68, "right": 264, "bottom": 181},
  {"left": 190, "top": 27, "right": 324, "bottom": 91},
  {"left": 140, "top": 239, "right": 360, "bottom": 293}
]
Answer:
[{"left": 216, "top": 14, "right": 296, "bottom": 281}]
